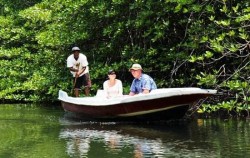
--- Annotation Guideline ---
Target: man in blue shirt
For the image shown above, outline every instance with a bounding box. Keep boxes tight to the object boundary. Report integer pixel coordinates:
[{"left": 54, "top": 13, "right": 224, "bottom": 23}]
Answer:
[{"left": 129, "top": 64, "right": 157, "bottom": 96}]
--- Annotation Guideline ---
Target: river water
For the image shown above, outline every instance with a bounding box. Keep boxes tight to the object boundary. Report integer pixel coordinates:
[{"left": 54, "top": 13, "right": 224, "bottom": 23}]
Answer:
[{"left": 0, "top": 104, "right": 250, "bottom": 158}]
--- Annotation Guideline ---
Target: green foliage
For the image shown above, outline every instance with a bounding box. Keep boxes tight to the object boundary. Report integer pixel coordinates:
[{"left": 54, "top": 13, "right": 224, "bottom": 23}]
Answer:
[
  {"left": 196, "top": 72, "right": 217, "bottom": 87},
  {"left": 0, "top": 0, "right": 249, "bottom": 117}
]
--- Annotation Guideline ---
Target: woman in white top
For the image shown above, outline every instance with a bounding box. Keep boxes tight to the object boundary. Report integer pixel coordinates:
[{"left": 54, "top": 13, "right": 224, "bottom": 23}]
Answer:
[{"left": 103, "top": 70, "right": 123, "bottom": 98}]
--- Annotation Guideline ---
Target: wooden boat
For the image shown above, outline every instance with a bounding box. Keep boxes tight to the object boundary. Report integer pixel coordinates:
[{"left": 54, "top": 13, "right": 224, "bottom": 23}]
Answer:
[{"left": 58, "top": 88, "right": 217, "bottom": 122}]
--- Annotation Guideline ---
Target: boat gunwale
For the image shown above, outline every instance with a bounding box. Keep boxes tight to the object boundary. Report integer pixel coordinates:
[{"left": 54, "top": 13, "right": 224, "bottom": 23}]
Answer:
[{"left": 58, "top": 88, "right": 217, "bottom": 107}]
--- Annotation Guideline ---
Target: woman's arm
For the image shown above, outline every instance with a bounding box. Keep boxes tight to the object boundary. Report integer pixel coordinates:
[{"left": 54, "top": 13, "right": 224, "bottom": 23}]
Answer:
[{"left": 118, "top": 80, "right": 123, "bottom": 96}]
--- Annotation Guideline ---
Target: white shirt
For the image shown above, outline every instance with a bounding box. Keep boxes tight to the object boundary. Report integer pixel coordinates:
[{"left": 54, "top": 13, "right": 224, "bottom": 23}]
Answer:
[
  {"left": 67, "top": 53, "right": 89, "bottom": 77},
  {"left": 103, "top": 79, "right": 123, "bottom": 98}
]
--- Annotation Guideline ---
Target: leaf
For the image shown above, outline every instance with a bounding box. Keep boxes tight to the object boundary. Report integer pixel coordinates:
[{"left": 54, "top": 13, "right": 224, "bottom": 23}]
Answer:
[
  {"left": 200, "top": 36, "right": 208, "bottom": 43},
  {"left": 209, "top": 16, "right": 215, "bottom": 21},
  {"left": 189, "top": 56, "right": 197, "bottom": 63},
  {"left": 239, "top": 32, "right": 248, "bottom": 40},
  {"left": 228, "top": 30, "right": 235, "bottom": 37},
  {"left": 204, "top": 51, "right": 213, "bottom": 58}
]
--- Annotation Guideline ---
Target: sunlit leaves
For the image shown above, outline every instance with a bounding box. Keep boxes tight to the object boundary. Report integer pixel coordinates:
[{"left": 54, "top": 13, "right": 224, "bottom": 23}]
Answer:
[
  {"left": 228, "top": 30, "right": 235, "bottom": 37},
  {"left": 198, "top": 103, "right": 220, "bottom": 113},
  {"left": 217, "top": 100, "right": 236, "bottom": 111},
  {"left": 189, "top": 50, "right": 214, "bottom": 63},
  {"left": 239, "top": 32, "right": 248, "bottom": 40},
  {"left": 228, "top": 44, "right": 239, "bottom": 52},
  {"left": 235, "top": 13, "right": 250, "bottom": 22},
  {"left": 221, "top": 80, "right": 249, "bottom": 91},
  {"left": 174, "top": 4, "right": 182, "bottom": 13},
  {"left": 200, "top": 36, "right": 208, "bottom": 43},
  {"left": 209, "top": 39, "right": 224, "bottom": 53},
  {"left": 209, "top": 16, "right": 215, "bottom": 21},
  {"left": 19, "top": 5, "right": 52, "bottom": 23},
  {"left": 0, "top": 16, "right": 26, "bottom": 43},
  {"left": 0, "top": 16, "right": 13, "bottom": 27},
  {"left": 196, "top": 72, "right": 217, "bottom": 86},
  {"left": 204, "top": 51, "right": 213, "bottom": 58},
  {"left": 215, "top": 20, "right": 231, "bottom": 26},
  {"left": 205, "top": 5, "right": 214, "bottom": 13}
]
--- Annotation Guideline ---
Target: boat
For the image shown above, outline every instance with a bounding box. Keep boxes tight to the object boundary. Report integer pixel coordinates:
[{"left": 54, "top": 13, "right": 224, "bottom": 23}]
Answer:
[{"left": 58, "top": 88, "right": 217, "bottom": 122}]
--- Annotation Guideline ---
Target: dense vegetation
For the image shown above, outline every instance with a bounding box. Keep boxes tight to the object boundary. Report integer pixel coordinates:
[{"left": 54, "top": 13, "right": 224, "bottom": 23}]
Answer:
[{"left": 0, "top": 0, "right": 249, "bottom": 115}]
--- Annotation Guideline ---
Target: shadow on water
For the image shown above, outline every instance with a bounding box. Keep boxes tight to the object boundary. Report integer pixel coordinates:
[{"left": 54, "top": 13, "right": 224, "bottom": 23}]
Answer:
[{"left": 60, "top": 108, "right": 191, "bottom": 125}]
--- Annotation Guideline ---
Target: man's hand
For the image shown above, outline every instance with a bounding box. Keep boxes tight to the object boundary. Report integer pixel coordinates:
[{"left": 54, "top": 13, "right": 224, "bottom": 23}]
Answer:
[
  {"left": 142, "top": 89, "right": 150, "bottom": 94},
  {"left": 129, "top": 92, "right": 135, "bottom": 96},
  {"left": 75, "top": 72, "right": 80, "bottom": 78}
]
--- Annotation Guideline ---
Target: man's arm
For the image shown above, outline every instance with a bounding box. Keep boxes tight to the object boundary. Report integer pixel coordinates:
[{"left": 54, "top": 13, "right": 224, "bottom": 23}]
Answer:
[
  {"left": 141, "top": 76, "right": 153, "bottom": 94},
  {"left": 69, "top": 67, "right": 78, "bottom": 72},
  {"left": 129, "top": 80, "right": 136, "bottom": 96},
  {"left": 78, "top": 66, "right": 86, "bottom": 75},
  {"left": 68, "top": 66, "right": 85, "bottom": 77}
]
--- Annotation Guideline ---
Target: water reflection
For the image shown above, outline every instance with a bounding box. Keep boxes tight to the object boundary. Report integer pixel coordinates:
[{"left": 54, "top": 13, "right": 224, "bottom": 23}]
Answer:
[
  {"left": 59, "top": 117, "right": 250, "bottom": 158},
  {"left": 59, "top": 117, "right": 215, "bottom": 157},
  {"left": 59, "top": 124, "right": 167, "bottom": 158}
]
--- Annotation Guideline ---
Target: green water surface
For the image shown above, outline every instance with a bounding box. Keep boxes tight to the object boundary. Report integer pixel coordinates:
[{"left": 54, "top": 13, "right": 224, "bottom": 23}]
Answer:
[{"left": 0, "top": 104, "right": 250, "bottom": 158}]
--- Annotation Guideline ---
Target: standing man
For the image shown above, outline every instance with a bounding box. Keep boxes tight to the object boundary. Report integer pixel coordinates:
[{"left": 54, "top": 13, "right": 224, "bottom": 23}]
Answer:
[
  {"left": 67, "top": 46, "right": 91, "bottom": 97},
  {"left": 129, "top": 63, "right": 157, "bottom": 96}
]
